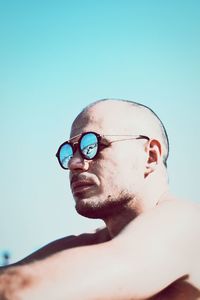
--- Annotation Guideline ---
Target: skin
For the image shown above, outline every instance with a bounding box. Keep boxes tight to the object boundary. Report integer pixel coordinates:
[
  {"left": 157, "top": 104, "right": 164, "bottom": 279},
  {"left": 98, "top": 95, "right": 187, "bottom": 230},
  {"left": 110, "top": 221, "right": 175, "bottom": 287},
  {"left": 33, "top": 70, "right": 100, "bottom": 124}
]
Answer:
[
  {"left": 69, "top": 101, "right": 168, "bottom": 236},
  {"left": 0, "top": 99, "right": 200, "bottom": 300}
]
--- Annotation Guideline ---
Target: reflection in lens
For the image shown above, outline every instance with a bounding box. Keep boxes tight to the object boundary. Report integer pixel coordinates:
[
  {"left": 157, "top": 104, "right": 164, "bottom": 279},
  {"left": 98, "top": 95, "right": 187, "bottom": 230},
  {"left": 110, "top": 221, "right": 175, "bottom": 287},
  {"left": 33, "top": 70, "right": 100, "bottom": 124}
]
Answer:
[
  {"left": 59, "top": 143, "right": 73, "bottom": 168},
  {"left": 80, "top": 133, "right": 98, "bottom": 159}
]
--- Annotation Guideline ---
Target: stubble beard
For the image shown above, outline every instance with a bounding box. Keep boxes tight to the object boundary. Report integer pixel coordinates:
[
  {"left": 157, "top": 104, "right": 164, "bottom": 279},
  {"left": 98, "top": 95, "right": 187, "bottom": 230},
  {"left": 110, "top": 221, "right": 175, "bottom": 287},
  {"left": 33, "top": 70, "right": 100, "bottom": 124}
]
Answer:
[{"left": 75, "top": 190, "right": 136, "bottom": 220}]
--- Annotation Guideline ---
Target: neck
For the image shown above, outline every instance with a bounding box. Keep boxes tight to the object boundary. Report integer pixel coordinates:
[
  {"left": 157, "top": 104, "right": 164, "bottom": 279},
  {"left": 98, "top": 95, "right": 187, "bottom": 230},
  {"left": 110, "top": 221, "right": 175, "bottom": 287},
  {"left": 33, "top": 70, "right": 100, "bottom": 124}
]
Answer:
[
  {"left": 104, "top": 168, "right": 170, "bottom": 238},
  {"left": 104, "top": 205, "right": 139, "bottom": 238}
]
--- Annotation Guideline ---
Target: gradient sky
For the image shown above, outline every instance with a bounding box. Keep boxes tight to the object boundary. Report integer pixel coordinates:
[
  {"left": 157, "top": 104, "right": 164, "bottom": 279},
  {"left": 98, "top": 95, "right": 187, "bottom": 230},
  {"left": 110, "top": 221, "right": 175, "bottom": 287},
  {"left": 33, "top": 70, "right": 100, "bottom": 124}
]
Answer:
[{"left": 0, "top": 0, "right": 199, "bottom": 264}]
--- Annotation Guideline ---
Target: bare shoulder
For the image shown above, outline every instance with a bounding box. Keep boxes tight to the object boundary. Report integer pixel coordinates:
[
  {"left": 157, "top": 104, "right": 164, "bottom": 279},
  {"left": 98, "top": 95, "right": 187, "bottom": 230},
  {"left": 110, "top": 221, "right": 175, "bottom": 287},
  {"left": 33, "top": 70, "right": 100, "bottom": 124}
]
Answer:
[
  {"left": 158, "top": 196, "right": 200, "bottom": 215},
  {"left": 141, "top": 196, "right": 199, "bottom": 232},
  {"left": 119, "top": 196, "right": 200, "bottom": 251},
  {"left": 160, "top": 198, "right": 200, "bottom": 288},
  {"left": 113, "top": 196, "right": 200, "bottom": 294},
  {"left": 155, "top": 197, "right": 200, "bottom": 235},
  {"left": 119, "top": 196, "right": 200, "bottom": 237}
]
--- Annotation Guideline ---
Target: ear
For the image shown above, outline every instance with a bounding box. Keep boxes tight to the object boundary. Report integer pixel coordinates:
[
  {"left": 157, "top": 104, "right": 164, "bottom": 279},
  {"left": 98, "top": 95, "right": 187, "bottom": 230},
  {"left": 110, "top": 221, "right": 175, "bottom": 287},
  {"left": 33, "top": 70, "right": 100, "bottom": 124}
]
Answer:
[{"left": 144, "top": 139, "right": 162, "bottom": 177}]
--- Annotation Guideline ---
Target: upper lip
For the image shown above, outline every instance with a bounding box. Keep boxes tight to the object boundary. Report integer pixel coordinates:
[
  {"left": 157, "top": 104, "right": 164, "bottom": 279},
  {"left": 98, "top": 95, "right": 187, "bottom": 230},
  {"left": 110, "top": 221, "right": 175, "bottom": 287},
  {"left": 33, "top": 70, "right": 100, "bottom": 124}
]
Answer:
[{"left": 70, "top": 175, "right": 96, "bottom": 191}]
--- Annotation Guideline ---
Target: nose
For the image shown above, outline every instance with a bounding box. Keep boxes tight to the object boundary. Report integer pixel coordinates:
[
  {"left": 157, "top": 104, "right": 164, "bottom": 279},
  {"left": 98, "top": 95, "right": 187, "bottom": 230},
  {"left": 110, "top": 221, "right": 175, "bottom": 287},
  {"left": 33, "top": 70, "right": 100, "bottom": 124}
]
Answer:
[{"left": 68, "top": 151, "right": 89, "bottom": 172}]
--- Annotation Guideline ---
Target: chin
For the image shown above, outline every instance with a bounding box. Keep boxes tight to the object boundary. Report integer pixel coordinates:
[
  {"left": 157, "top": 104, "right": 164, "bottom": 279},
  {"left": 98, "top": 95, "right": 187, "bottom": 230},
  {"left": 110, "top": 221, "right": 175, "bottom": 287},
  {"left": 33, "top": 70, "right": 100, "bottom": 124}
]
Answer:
[
  {"left": 75, "top": 196, "right": 105, "bottom": 219},
  {"left": 75, "top": 192, "right": 133, "bottom": 219}
]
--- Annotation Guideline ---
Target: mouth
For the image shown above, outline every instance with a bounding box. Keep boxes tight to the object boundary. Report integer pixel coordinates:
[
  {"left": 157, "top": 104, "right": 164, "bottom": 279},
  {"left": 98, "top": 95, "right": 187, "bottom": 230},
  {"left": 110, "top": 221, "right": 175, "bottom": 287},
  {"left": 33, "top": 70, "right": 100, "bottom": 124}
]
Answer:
[{"left": 71, "top": 180, "right": 96, "bottom": 196}]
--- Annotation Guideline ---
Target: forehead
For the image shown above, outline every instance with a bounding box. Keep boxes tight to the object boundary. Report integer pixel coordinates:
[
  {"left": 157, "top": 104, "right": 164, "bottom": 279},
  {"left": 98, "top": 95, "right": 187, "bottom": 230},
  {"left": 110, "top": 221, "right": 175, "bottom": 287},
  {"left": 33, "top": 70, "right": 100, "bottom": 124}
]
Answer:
[{"left": 70, "top": 102, "right": 143, "bottom": 138}]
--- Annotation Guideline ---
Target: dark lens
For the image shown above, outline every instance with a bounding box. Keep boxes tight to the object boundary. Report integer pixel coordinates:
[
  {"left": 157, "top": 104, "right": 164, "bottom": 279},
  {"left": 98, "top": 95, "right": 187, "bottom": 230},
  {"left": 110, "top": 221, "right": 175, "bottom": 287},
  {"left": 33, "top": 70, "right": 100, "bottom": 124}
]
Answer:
[
  {"left": 59, "top": 143, "right": 73, "bottom": 169},
  {"left": 80, "top": 133, "right": 98, "bottom": 159}
]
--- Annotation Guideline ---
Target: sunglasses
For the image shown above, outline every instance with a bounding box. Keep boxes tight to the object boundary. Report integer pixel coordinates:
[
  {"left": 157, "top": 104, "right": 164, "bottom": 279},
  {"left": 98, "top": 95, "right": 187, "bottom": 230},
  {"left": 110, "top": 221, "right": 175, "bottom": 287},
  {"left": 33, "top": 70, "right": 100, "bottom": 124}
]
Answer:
[{"left": 56, "top": 131, "right": 150, "bottom": 170}]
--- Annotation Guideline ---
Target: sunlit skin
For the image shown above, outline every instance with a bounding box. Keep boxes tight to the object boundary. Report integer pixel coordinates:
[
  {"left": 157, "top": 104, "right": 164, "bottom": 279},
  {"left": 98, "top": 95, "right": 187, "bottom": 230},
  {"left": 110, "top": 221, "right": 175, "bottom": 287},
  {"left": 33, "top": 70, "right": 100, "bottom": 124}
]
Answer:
[
  {"left": 69, "top": 101, "right": 168, "bottom": 237},
  {"left": 0, "top": 99, "right": 199, "bottom": 300}
]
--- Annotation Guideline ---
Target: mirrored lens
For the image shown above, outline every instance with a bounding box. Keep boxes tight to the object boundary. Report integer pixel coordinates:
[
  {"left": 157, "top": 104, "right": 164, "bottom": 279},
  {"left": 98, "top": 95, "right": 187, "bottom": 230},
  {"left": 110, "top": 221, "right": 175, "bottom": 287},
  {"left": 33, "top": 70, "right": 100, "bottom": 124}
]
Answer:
[
  {"left": 59, "top": 143, "right": 73, "bottom": 169},
  {"left": 80, "top": 133, "right": 98, "bottom": 159}
]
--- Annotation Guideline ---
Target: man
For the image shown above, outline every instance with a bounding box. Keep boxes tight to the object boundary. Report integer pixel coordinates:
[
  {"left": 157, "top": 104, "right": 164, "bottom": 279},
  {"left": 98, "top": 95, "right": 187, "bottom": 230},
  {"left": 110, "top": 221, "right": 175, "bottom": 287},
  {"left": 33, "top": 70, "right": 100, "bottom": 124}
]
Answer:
[{"left": 0, "top": 98, "right": 200, "bottom": 299}]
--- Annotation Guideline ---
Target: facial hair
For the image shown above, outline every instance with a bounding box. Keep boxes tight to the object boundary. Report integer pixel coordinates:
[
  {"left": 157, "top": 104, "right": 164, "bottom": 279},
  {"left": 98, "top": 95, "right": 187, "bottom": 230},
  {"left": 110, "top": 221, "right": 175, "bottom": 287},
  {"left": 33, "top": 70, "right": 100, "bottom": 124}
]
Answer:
[{"left": 75, "top": 190, "right": 137, "bottom": 220}]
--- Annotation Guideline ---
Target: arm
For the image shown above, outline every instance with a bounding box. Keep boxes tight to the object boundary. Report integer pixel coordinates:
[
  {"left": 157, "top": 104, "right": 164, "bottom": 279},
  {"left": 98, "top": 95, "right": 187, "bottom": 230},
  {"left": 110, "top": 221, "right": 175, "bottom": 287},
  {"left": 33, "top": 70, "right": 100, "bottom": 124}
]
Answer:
[
  {"left": 1, "top": 229, "right": 107, "bottom": 268},
  {"left": 0, "top": 200, "right": 199, "bottom": 300}
]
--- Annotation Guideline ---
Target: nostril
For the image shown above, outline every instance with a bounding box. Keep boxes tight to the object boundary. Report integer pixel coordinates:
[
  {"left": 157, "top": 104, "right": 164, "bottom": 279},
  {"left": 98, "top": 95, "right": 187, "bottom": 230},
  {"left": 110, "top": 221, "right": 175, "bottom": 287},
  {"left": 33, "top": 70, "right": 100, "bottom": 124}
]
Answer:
[{"left": 68, "top": 156, "right": 89, "bottom": 171}]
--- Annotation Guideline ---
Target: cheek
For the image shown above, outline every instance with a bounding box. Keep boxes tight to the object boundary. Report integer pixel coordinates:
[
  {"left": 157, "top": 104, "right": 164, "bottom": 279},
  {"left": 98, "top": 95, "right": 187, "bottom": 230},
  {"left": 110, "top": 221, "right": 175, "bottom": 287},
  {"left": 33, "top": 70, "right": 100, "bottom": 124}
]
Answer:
[
  {"left": 98, "top": 160, "right": 129, "bottom": 192},
  {"left": 90, "top": 158, "right": 119, "bottom": 191},
  {"left": 103, "top": 149, "right": 145, "bottom": 187},
  {"left": 90, "top": 144, "right": 146, "bottom": 189}
]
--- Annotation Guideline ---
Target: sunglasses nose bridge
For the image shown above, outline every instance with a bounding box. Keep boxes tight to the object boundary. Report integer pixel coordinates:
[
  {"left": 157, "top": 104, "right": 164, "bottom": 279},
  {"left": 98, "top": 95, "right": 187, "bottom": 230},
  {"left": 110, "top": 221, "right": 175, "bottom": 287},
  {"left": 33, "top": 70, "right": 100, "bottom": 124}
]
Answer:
[
  {"left": 72, "top": 141, "right": 79, "bottom": 154},
  {"left": 71, "top": 141, "right": 85, "bottom": 161}
]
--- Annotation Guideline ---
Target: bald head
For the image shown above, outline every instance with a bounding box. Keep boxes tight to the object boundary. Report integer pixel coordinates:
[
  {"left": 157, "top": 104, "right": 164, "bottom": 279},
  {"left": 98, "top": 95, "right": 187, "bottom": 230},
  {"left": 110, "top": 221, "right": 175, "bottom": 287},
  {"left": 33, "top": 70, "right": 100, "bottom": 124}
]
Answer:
[{"left": 72, "top": 99, "right": 169, "bottom": 167}]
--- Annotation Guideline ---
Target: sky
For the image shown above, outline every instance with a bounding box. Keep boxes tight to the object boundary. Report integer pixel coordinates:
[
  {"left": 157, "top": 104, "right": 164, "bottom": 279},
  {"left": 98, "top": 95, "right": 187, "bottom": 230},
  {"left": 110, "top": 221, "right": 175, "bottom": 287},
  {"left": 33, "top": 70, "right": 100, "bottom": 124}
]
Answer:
[{"left": 0, "top": 0, "right": 199, "bottom": 264}]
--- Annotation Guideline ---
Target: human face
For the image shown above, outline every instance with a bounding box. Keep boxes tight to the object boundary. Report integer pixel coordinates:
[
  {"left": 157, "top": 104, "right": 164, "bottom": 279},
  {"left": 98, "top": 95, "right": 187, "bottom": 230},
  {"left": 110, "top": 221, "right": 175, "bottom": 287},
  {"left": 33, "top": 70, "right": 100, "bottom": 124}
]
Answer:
[{"left": 68, "top": 105, "right": 148, "bottom": 219}]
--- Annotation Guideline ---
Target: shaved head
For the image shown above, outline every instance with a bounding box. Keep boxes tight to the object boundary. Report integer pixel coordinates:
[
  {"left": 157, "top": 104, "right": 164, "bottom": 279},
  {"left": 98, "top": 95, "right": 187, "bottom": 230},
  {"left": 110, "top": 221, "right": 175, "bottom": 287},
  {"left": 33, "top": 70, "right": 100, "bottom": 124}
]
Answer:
[
  {"left": 72, "top": 99, "right": 169, "bottom": 167},
  {"left": 69, "top": 98, "right": 169, "bottom": 219}
]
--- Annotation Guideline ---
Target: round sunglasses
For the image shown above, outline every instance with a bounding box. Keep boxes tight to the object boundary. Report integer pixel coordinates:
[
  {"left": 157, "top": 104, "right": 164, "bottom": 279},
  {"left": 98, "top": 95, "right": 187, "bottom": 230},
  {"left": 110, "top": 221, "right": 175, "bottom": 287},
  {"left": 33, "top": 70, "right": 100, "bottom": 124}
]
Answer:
[{"left": 56, "top": 131, "right": 149, "bottom": 170}]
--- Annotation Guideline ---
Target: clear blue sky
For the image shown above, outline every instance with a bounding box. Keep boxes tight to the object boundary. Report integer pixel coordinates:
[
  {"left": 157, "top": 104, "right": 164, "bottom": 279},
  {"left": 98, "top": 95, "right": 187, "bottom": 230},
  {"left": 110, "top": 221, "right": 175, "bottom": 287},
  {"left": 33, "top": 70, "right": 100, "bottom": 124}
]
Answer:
[{"left": 0, "top": 0, "right": 199, "bottom": 264}]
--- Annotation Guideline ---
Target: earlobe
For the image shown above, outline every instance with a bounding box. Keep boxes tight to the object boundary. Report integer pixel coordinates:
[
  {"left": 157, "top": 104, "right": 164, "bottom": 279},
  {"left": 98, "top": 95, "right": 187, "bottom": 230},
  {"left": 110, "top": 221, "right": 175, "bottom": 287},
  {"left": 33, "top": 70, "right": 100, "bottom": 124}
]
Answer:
[{"left": 144, "top": 139, "right": 162, "bottom": 177}]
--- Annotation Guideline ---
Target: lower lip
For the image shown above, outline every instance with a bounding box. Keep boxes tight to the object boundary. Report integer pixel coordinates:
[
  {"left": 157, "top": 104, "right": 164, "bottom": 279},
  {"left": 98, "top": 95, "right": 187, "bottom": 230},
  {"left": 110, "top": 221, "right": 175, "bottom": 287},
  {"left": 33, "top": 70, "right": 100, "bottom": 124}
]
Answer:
[{"left": 72, "top": 185, "right": 95, "bottom": 196}]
